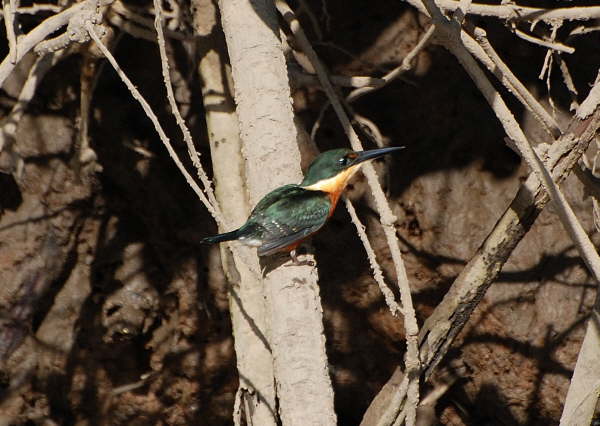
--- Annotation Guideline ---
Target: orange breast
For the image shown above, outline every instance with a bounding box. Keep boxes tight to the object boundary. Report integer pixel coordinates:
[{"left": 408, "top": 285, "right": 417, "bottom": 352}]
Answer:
[{"left": 326, "top": 189, "right": 343, "bottom": 217}]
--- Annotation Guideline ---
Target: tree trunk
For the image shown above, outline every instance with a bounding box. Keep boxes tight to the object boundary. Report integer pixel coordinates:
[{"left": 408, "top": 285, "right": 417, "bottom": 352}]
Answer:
[{"left": 218, "top": 0, "right": 337, "bottom": 424}]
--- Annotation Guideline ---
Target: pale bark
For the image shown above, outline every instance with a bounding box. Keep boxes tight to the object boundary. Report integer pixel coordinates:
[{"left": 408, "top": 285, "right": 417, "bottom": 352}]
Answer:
[
  {"left": 192, "top": 1, "right": 277, "bottom": 424},
  {"left": 560, "top": 310, "right": 600, "bottom": 426},
  {"left": 218, "top": 0, "right": 336, "bottom": 424}
]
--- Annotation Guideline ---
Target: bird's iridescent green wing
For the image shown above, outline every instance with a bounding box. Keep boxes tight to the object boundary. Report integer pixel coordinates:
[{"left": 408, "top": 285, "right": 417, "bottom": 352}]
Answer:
[
  {"left": 250, "top": 184, "right": 300, "bottom": 215},
  {"left": 250, "top": 189, "right": 331, "bottom": 256}
]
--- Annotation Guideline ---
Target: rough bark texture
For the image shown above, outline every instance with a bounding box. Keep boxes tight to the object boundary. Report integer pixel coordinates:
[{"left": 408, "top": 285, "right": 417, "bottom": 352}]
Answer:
[
  {"left": 2, "top": 1, "right": 600, "bottom": 425},
  {"left": 218, "top": 0, "right": 336, "bottom": 424},
  {"left": 193, "top": 0, "right": 277, "bottom": 424}
]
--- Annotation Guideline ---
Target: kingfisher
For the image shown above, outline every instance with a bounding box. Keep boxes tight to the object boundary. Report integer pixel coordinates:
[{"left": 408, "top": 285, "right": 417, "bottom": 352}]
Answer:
[{"left": 202, "top": 146, "right": 403, "bottom": 264}]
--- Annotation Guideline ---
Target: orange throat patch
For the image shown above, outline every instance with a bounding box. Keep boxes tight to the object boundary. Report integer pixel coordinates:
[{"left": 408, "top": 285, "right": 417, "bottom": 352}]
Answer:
[{"left": 302, "top": 165, "right": 361, "bottom": 214}]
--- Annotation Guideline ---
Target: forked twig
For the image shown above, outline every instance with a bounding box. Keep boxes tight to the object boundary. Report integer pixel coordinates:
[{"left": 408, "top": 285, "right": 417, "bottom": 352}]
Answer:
[
  {"left": 152, "top": 0, "right": 222, "bottom": 219},
  {"left": 85, "top": 21, "right": 221, "bottom": 223},
  {"left": 347, "top": 25, "right": 435, "bottom": 104}
]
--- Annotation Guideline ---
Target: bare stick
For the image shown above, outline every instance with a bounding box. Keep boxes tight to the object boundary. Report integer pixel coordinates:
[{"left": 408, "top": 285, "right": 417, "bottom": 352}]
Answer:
[
  {"left": 472, "top": 27, "right": 562, "bottom": 137},
  {"left": 0, "top": 51, "right": 64, "bottom": 175},
  {"left": 557, "top": 54, "right": 579, "bottom": 111},
  {"left": 347, "top": 25, "right": 435, "bottom": 104},
  {"left": 405, "top": 0, "right": 600, "bottom": 24},
  {"left": 344, "top": 197, "right": 402, "bottom": 317},
  {"left": 85, "top": 22, "right": 222, "bottom": 223},
  {"left": 2, "top": 0, "right": 17, "bottom": 63},
  {"left": 152, "top": 0, "right": 222, "bottom": 216},
  {"left": 363, "top": 0, "right": 600, "bottom": 422},
  {"left": 276, "top": 2, "right": 421, "bottom": 424},
  {"left": 513, "top": 28, "right": 574, "bottom": 54},
  {"left": 0, "top": 4, "right": 62, "bottom": 14},
  {"left": 0, "top": 0, "right": 113, "bottom": 87},
  {"left": 452, "top": 0, "right": 472, "bottom": 24},
  {"left": 560, "top": 311, "right": 600, "bottom": 425}
]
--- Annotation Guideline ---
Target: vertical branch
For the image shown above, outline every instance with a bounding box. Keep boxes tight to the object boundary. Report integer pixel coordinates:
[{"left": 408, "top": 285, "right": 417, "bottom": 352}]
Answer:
[
  {"left": 344, "top": 197, "right": 402, "bottom": 316},
  {"left": 275, "top": 2, "right": 421, "bottom": 424},
  {"left": 2, "top": 0, "right": 18, "bottom": 63},
  {"left": 85, "top": 22, "right": 220, "bottom": 221},
  {"left": 218, "top": 0, "right": 337, "bottom": 424},
  {"left": 153, "top": 0, "right": 221, "bottom": 214},
  {"left": 192, "top": 0, "right": 277, "bottom": 424}
]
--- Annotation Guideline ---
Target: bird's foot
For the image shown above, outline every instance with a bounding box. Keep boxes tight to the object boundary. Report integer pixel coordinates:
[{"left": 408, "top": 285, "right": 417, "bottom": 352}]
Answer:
[{"left": 286, "top": 249, "right": 315, "bottom": 267}]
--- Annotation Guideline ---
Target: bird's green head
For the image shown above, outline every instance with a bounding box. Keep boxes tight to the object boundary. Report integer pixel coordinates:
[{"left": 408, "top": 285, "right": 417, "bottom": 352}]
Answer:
[{"left": 300, "top": 146, "right": 403, "bottom": 191}]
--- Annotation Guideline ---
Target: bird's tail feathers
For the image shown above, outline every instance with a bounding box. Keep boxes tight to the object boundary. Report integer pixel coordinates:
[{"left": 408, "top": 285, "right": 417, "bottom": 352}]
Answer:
[{"left": 201, "top": 229, "right": 240, "bottom": 245}]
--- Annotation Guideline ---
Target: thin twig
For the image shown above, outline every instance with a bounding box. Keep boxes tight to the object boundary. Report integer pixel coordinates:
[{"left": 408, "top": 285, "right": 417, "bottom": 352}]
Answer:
[
  {"left": 0, "top": 0, "right": 113, "bottom": 87},
  {"left": 347, "top": 25, "right": 435, "bottom": 104},
  {"left": 275, "top": 2, "right": 421, "bottom": 424},
  {"left": 344, "top": 197, "right": 402, "bottom": 317},
  {"left": 513, "top": 28, "right": 574, "bottom": 54},
  {"left": 2, "top": 0, "right": 17, "bottom": 63},
  {"left": 85, "top": 21, "right": 221, "bottom": 223},
  {"left": 405, "top": 0, "right": 600, "bottom": 24},
  {"left": 556, "top": 54, "right": 579, "bottom": 111},
  {"left": 472, "top": 27, "right": 562, "bottom": 137},
  {"left": 0, "top": 51, "right": 65, "bottom": 176},
  {"left": 153, "top": 0, "right": 222, "bottom": 219}
]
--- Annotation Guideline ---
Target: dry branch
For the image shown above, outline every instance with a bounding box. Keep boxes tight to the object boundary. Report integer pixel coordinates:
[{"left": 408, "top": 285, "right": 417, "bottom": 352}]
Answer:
[
  {"left": 219, "top": 0, "right": 336, "bottom": 424},
  {"left": 347, "top": 25, "right": 435, "bottom": 104},
  {"left": 192, "top": 0, "right": 277, "bottom": 423},
  {"left": 2, "top": 0, "right": 18, "bottom": 64},
  {"left": 405, "top": 0, "right": 600, "bottom": 24},
  {"left": 85, "top": 22, "right": 220, "bottom": 222},
  {"left": 344, "top": 197, "right": 402, "bottom": 317},
  {"left": 365, "top": 80, "right": 600, "bottom": 426},
  {"left": 513, "top": 28, "right": 574, "bottom": 54},
  {"left": 152, "top": 0, "right": 220, "bottom": 214},
  {"left": 275, "top": 1, "right": 420, "bottom": 424},
  {"left": 0, "top": 0, "right": 113, "bottom": 87}
]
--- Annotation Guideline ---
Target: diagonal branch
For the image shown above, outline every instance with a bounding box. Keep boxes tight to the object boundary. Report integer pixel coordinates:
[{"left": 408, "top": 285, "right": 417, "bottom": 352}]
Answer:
[
  {"left": 85, "top": 21, "right": 221, "bottom": 222},
  {"left": 0, "top": 0, "right": 114, "bottom": 88},
  {"left": 152, "top": 0, "right": 222, "bottom": 222}
]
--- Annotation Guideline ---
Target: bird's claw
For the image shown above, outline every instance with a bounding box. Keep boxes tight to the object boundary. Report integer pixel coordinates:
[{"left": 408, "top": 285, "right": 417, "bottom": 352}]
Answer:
[{"left": 287, "top": 250, "right": 315, "bottom": 267}]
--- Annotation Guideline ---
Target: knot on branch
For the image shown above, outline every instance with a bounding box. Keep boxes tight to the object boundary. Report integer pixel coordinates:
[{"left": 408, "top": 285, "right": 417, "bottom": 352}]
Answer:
[
  {"left": 380, "top": 212, "right": 397, "bottom": 227},
  {"left": 67, "top": 8, "right": 103, "bottom": 44},
  {"left": 34, "top": 6, "right": 105, "bottom": 55}
]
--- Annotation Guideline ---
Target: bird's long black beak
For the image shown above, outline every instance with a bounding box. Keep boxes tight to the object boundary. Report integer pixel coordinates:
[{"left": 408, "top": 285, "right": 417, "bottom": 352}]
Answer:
[{"left": 355, "top": 146, "right": 404, "bottom": 164}]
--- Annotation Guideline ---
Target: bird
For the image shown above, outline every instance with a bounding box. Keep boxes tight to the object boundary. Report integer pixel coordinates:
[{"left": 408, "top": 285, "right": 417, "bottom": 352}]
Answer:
[{"left": 201, "top": 146, "right": 404, "bottom": 264}]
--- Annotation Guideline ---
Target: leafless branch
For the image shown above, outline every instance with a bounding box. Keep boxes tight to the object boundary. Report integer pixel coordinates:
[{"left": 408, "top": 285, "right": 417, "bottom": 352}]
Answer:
[
  {"left": 343, "top": 197, "right": 402, "bottom": 317},
  {"left": 2, "top": 0, "right": 18, "bottom": 64},
  {"left": 406, "top": 0, "right": 600, "bottom": 24},
  {"left": 472, "top": 27, "right": 562, "bottom": 137},
  {"left": 513, "top": 28, "right": 574, "bottom": 54},
  {"left": 347, "top": 25, "right": 435, "bottom": 104},
  {"left": 153, "top": 0, "right": 222, "bottom": 221},
  {"left": 275, "top": 2, "right": 421, "bottom": 424},
  {"left": 85, "top": 21, "right": 221, "bottom": 223}
]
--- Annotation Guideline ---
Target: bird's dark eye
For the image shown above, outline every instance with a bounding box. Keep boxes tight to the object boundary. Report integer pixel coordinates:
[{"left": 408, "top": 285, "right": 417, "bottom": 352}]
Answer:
[{"left": 338, "top": 152, "right": 358, "bottom": 167}]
